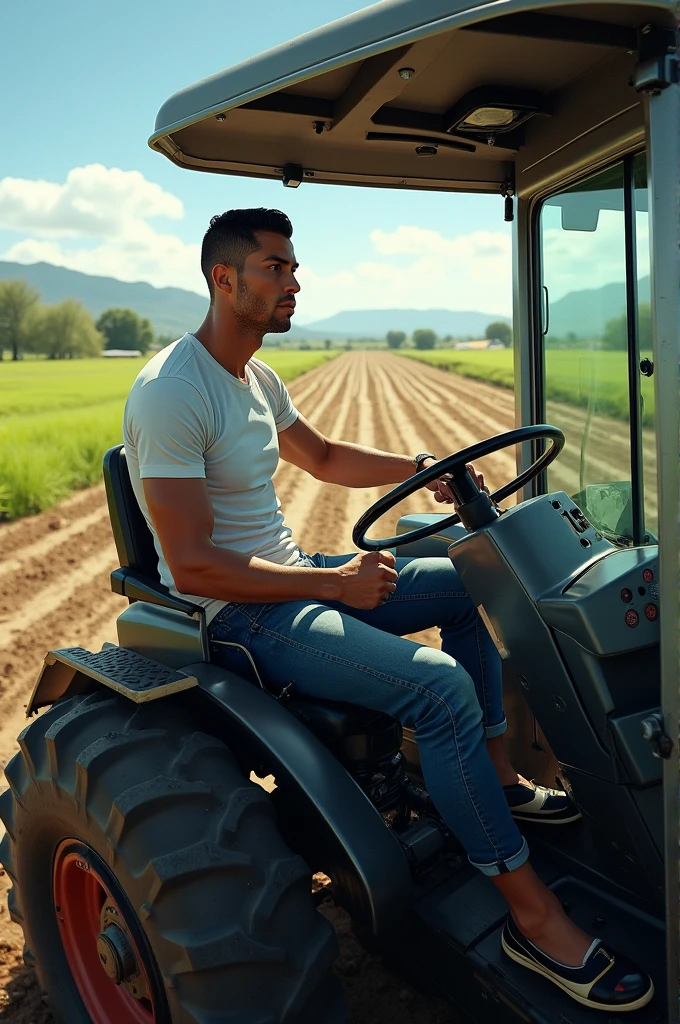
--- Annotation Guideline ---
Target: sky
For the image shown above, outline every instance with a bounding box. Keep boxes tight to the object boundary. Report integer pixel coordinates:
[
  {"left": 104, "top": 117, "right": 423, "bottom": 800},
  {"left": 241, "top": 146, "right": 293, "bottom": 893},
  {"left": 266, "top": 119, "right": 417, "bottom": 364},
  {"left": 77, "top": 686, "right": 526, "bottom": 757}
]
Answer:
[{"left": 1, "top": 0, "right": 517, "bottom": 324}]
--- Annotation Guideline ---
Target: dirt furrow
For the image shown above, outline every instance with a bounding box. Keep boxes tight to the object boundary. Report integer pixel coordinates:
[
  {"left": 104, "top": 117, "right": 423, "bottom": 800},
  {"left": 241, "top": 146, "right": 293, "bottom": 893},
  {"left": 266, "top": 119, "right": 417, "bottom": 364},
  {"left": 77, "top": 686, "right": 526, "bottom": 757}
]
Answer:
[
  {"left": 395, "top": 353, "right": 656, "bottom": 490},
  {"left": 273, "top": 356, "right": 355, "bottom": 507},
  {"left": 286, "top": 357, "right": 364, "bottom": 554},
  {"left": 286, "top": 357, "right": 340, "bottom": 406},
  {"left": 395, "top": 369, "right": 516, "bottom": 458},
  {"left": 391, "top": 356, "right": 658, "bottom": 521},
  {"left": 379, "top": 361, "right": 516, "bottom": 497},
  {"left": 395, "top": 354, "right": 656, "bottom": 472},
  {"left": 0, "top": 484, "right": 108, "bottom": 561},
  {"left": 343, "top": 354, "right": 383, "bottom": 542},
  {"left": 0, "top": 574, "right": 123, "bottom": 773},
  {"left": 397, "top": 355, "right": 515, "bottom": 418},
  {"left": 0, "top": 507, "right": 110, "bottom": 580},
  {"left": 366, "top": 363, "right": 443, "bottom": 650}
]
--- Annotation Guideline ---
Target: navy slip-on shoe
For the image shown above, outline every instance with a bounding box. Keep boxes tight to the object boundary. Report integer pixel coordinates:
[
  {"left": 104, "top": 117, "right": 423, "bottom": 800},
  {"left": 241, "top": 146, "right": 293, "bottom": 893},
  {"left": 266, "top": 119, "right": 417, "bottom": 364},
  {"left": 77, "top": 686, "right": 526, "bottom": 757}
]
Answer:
[
  {"left": 501, "top": 915, "right": 654, "bottom": 1012},
  {"left": 504, "top": 780, "right": 582, "bottom": 824}
]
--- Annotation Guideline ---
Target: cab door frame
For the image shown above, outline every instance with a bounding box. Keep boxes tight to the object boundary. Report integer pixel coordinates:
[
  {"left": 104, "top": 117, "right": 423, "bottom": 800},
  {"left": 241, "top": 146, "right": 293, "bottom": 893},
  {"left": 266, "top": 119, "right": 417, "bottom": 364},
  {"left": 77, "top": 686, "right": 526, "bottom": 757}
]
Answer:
[
  {"left": 643, "top": 72, "right": 680, "bottom": 1022},
  {"left": 513, "top": 54, "right": 679, "bottom": 1023}
]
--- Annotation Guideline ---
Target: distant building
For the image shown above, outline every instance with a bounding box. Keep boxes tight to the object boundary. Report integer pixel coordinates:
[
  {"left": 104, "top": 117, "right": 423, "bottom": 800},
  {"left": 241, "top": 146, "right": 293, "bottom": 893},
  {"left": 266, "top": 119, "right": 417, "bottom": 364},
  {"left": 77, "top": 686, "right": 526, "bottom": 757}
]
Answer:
[
  {"left": 103, "top": 349, "right": 142, "bottom": 358},
  {"left": 453, "top": 339, "right": 506, "bottom": 351}
]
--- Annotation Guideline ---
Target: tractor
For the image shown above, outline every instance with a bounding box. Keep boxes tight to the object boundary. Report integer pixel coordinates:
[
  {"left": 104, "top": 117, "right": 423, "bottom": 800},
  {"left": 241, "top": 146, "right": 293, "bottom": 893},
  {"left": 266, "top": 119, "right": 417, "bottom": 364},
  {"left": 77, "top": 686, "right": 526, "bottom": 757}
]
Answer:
[{"left": 1, "top": 1, "right": 678, "bottom": 1021}]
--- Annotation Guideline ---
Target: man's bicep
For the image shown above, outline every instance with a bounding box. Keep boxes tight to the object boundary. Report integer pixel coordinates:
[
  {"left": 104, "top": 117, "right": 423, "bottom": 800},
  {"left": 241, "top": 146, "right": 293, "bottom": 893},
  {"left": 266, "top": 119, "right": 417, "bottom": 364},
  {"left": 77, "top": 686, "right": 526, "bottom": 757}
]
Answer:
[
  {"left": 278, "top": 414, "right": 329, "bottom": 474},
  {"left": 143, "top": 477, "right": 214, "bottom": 580}
]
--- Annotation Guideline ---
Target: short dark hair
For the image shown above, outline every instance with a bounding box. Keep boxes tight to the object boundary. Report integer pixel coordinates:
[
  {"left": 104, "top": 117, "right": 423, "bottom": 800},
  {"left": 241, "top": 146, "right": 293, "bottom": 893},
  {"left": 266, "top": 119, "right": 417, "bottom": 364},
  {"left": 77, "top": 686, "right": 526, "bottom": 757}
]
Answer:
[{"left": 201, "top": 208, "right": 293, "bottom": 299}]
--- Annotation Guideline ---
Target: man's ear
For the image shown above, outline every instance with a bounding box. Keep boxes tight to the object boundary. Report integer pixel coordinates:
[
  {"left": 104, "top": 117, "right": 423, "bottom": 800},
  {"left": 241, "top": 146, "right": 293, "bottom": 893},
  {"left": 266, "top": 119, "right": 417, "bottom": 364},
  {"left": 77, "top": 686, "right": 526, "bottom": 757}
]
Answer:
[{"left": 212, "top": 264, "right": 233, "bottom": 294}]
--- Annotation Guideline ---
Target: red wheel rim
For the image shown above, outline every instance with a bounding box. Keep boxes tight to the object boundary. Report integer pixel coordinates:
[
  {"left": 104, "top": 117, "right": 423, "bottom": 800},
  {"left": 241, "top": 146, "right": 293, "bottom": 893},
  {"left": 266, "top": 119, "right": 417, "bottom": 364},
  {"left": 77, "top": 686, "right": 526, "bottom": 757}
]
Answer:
[{"left": 53, "top": 840, "right": 157, "bottom": 1024}]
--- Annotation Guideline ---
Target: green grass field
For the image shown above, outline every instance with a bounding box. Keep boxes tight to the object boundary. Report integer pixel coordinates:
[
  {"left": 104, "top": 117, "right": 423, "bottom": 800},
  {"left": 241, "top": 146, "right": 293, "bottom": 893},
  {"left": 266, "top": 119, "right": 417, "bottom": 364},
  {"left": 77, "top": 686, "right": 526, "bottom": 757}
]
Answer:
[
  {"left": 0, "top": 350, "right": 337, "bottom": 520},
  {"left": 399, "top": 348, "right": 654, "bottom": 425}
]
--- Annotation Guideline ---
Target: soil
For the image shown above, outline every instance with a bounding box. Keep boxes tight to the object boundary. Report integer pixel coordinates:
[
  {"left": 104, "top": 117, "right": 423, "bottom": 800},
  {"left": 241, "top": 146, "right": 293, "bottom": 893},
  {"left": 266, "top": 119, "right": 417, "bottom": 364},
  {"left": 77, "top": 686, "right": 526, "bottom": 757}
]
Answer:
[{"left": 0, "top": 351, "right": 527, "bottom": 1023}]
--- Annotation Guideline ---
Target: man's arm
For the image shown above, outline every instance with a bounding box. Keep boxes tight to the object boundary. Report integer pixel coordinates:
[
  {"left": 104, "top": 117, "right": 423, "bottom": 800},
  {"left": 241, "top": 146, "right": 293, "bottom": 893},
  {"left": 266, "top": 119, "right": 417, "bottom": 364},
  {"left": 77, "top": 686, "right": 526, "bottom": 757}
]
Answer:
[
  {"left": 278, "top": 414, "right": 417, "bottom": 486},
  {"left": 278, "top": 414, "right": 472, "bottom": 502},
  {"left": 142, "top": 476, "right": 398, "bottom": 608}
]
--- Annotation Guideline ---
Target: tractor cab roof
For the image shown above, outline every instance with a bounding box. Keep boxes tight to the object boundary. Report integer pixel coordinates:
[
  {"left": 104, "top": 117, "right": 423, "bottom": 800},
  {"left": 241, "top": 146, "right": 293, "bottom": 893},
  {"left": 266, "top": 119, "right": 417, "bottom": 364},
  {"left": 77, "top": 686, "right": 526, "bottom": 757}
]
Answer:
[{"left": 150, "top": 0, "right": 676, "bottom": 196}]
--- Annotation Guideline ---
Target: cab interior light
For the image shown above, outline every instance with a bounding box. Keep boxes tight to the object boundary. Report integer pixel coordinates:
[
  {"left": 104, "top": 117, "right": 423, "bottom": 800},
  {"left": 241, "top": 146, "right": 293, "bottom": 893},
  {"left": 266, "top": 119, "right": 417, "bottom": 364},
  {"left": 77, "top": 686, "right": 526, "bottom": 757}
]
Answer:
[{"left": 445, "top": 87, "right": 547, "bottom": 135}]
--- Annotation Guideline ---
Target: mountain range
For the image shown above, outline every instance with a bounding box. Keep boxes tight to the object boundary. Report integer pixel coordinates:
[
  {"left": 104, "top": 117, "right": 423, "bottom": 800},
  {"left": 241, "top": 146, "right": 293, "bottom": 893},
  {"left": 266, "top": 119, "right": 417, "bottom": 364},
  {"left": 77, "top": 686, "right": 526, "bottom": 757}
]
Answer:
[
  {"left": 0, "top": 261, "right": 208, "bottom": 338},
  {"left": 548, "top": 276, "right": 650, "bottom": 338},
  {"left": 0, "top": 260, "right": 646, "bottom": 342}
]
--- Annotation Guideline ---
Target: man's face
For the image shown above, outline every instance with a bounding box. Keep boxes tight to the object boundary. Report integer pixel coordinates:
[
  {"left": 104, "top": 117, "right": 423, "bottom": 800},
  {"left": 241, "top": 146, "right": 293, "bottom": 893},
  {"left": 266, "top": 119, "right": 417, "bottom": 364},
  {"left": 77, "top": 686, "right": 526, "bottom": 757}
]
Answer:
[{"left": 231, "top": 231, "right": 300, "bottom": 335}]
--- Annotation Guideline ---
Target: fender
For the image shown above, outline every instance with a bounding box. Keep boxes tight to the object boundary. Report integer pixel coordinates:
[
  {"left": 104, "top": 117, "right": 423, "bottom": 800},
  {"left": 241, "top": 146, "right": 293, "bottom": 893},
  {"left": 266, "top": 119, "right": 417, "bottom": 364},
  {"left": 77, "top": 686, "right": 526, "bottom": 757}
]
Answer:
[{"left": 28, "top": 647, "right": 413, "bottom": 934}]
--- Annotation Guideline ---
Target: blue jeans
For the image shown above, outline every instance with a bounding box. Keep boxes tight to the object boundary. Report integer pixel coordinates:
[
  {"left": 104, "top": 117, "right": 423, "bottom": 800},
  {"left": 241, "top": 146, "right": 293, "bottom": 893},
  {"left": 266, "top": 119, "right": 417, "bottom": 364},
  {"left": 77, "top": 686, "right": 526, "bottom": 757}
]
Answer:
[{"left": 208, "top": 553, "right": 528, "bottom": 877}]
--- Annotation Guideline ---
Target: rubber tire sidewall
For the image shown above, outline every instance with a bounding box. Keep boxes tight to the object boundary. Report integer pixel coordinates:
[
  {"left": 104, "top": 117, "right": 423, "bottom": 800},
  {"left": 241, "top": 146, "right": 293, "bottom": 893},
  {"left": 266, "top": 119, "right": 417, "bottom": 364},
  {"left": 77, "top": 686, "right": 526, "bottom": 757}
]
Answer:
[{"left": 2, "top": 691, "right": 346, "bottom": 1024}]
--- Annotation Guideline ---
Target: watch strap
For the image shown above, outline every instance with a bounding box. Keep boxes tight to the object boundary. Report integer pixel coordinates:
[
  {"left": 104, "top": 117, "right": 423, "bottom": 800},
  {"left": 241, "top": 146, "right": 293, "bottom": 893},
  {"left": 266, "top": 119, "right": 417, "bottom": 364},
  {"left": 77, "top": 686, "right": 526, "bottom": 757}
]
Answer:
[{"left": 414, "top": 452, "right": 437, "bottom": 472}]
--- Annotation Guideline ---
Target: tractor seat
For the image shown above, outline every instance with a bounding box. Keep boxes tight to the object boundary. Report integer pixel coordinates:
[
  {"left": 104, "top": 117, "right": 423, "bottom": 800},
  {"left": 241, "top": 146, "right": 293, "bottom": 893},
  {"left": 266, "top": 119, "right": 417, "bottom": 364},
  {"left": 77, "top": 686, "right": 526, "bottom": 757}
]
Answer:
[{"left": 102, "top": 444, "right": 399, "bottom": 742}]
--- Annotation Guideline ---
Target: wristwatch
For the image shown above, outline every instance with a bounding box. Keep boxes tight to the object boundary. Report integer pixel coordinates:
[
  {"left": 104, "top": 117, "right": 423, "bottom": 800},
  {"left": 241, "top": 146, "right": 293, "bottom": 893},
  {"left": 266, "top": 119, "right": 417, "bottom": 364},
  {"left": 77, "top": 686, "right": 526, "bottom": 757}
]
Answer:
[{"left": 413, "top": 452, "right": 437, "bottom": 472}]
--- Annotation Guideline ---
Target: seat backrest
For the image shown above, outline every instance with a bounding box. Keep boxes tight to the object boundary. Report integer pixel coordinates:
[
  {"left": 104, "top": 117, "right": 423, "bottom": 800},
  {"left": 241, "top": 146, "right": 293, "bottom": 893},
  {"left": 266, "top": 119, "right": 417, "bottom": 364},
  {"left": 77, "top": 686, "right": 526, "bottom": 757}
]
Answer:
[{"left": 103, "top": 444, "right": 160, "bottom": 581}]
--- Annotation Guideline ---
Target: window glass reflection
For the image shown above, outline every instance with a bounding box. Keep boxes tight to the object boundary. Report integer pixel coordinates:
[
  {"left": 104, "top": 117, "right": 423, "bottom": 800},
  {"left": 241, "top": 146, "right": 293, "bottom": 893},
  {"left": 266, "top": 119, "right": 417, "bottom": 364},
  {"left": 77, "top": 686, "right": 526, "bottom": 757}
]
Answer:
[{"left": 541, "top": 163, "right": 635, "bottom": 543}]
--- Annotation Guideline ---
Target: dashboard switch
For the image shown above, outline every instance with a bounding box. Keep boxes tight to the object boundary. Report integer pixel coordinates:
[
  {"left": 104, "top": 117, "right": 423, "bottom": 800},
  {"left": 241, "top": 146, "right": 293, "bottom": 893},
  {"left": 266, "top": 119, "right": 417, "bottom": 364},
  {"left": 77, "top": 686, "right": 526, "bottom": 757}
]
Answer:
[
  {"left": 620, "top": 588, "right": 633, "bottom": 603},
  {"left": 642, "top": 568, "right": 654, "bottom": 583},
  {"left": 625, "top": 609, "right": 639, "bottom": 628},
  {"left": 645, "top": 604, "right": 658, "bottom": 621}
]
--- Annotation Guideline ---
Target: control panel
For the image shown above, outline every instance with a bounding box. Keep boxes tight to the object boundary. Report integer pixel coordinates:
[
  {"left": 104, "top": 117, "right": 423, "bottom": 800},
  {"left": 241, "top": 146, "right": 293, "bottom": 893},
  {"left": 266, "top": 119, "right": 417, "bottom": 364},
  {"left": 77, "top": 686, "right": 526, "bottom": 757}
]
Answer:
[{"left": 539, "top": 542, "right": 659, "bottom": 656}]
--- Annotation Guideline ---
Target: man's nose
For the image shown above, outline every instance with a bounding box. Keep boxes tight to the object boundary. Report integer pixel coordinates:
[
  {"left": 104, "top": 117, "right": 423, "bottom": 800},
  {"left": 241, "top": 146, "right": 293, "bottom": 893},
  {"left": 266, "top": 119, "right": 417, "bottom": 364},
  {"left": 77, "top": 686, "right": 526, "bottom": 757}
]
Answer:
[{"left": 285, "top": 274, "right": 300, "bottom": 294}]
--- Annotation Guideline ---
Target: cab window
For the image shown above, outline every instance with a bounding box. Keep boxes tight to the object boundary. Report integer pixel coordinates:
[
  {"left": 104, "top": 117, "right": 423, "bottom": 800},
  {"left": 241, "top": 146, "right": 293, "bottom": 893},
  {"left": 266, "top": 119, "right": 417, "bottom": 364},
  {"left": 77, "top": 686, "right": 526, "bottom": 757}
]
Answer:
[{"left": 538, "top": 154, "right": 655, "bottom": 545}]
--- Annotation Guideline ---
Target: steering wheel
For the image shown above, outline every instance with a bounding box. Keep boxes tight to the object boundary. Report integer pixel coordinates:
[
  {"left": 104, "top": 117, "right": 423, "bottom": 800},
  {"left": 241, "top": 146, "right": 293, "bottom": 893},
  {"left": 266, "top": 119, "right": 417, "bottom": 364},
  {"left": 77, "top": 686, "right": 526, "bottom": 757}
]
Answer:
[{"left": 352, "top": 424, "right": 565, "bottom": 551}]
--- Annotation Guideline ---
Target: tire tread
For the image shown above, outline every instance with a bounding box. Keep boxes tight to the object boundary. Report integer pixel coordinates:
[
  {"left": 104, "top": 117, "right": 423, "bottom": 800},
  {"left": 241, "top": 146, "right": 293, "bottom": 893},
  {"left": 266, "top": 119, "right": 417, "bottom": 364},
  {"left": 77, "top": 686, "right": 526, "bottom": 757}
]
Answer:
[{"left": 1, "top": 692, "right": 345, "bottom": 1024}]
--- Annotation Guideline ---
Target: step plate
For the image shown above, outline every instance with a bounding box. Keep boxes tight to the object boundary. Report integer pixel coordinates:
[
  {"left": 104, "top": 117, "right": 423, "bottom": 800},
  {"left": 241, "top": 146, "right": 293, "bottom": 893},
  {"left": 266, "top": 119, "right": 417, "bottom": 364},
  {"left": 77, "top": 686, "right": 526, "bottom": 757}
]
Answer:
[{"left": 44, "top": 646, "right": 198, "bottom": 703}]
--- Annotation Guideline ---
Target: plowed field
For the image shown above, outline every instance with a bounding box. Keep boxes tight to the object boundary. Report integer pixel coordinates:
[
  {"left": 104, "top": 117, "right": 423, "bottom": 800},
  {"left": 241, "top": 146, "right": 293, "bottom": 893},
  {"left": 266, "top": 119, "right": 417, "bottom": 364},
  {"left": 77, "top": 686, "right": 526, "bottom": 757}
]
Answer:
[{"left": 0, "top": 350, "right": 634, "bottom": 1023}]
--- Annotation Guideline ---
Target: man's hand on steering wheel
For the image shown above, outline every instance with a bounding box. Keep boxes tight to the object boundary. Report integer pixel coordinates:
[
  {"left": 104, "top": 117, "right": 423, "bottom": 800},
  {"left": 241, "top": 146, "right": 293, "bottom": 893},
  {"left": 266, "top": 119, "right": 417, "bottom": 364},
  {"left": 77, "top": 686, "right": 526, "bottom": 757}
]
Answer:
[
  {"left": 354, "top": 426, "right": 565, "bottom": 551},
  {"left": 420, "top": 457, "right": 487, "bottom": 506}
]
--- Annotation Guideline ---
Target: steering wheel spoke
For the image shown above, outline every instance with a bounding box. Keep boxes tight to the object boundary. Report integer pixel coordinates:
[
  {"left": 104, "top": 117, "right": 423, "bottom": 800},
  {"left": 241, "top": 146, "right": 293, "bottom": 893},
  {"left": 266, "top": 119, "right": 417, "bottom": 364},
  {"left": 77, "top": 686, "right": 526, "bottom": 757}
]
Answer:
[{"left": 353, "top": 425, "right": 565, "bottom": 551}]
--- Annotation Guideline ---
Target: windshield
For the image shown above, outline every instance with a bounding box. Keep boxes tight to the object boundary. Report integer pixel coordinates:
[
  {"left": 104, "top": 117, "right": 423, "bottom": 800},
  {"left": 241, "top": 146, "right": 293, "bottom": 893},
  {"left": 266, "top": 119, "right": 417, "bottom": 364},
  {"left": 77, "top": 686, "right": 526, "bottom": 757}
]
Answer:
[{"left": 538, "top": 154, "right": 656, "bottom": 545}]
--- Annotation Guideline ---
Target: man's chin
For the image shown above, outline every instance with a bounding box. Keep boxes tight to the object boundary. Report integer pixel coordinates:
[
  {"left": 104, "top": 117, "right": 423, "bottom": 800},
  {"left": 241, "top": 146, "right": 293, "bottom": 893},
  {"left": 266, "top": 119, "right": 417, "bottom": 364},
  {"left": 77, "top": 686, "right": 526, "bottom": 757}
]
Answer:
[{"left": 266, "top": 318, "right": 293, "bottom": 335}]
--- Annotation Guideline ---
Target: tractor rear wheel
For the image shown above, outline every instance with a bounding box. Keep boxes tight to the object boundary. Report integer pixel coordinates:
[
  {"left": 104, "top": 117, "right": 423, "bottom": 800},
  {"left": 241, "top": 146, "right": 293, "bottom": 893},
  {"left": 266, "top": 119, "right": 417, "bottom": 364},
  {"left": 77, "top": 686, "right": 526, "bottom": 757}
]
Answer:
[{"left": 0, "top": 689, "right": 346, "bottom": 1023}]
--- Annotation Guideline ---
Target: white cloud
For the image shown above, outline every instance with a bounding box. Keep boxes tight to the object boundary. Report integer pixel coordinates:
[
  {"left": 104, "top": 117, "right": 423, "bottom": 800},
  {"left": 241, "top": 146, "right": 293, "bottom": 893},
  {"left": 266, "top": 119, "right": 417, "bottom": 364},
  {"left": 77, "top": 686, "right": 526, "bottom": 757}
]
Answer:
[
  {"left": 0, "top": 168, "right": 513, "bottom": 313},
  {"left": 296, "top": 227, "right": 512, "bottom": 320},
  {"left": 0, "top": 164, "right": 204, "bottom": 293},
  {"left": 541, "top": 207, "right": 650, "bottom": 301},
  {"left": 371, "top": 226, "right": 509, "bottom": 261},
  {"left": 0, "top": 164, "right": 183, "bottom": 238}
]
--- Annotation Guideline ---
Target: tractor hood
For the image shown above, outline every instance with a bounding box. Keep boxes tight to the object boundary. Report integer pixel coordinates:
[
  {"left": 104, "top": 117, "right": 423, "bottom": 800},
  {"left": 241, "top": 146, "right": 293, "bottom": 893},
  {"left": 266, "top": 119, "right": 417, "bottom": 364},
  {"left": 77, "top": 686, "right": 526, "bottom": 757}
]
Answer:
[{"left": 150, "top": 0, "right": 677, "bottom": 194}]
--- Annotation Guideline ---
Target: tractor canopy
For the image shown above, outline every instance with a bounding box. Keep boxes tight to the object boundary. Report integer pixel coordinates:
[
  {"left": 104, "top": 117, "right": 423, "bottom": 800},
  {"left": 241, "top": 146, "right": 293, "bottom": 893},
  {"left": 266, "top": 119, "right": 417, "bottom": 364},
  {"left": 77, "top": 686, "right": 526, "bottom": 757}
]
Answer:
[{"left": 150, "top": 0, "right": 677, "bottom": 196}]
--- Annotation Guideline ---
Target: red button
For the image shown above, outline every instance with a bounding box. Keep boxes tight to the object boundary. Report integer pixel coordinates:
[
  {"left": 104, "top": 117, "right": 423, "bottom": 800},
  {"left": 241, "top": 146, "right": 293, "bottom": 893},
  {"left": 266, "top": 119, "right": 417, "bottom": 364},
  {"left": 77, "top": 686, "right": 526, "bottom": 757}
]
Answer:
[
  {"left": 645, "top": 604, "right": 658, "bottom": 621},
  {"left": 625, "top": 609, "right": 639, "bottom": 627},
  {"left": 620, "top": 588, "right": 633, "bottom": 603},
  {"left": 643, "top": 568, "right": 654, "bottom": 583}
]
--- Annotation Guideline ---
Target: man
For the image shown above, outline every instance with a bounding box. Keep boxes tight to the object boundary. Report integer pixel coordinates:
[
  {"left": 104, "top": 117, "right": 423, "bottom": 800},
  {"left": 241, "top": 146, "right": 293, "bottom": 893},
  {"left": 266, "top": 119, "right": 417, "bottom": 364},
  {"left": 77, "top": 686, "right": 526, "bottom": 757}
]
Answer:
[{"left": 123, "top": 208, "right": 651, "bottom": 1011}]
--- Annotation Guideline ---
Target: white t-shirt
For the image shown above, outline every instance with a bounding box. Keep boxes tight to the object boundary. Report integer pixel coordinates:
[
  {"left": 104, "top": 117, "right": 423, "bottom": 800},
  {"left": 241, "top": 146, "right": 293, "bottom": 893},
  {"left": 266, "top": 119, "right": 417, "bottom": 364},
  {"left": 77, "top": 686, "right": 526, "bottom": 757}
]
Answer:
[{"left": 123, "top": 333, "right": 300, "bottom": 623}]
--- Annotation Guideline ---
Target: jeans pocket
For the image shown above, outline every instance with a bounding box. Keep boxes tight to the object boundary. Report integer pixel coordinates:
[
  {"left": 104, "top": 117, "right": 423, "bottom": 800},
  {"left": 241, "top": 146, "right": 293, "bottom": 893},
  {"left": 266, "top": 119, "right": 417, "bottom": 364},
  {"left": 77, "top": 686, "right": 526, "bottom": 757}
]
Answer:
[
  {"left": 208, "top": 602, "right": 244, "bottom": 640},
  {"left": 246, "top": 603, "right": 276, "bottom": 631}
]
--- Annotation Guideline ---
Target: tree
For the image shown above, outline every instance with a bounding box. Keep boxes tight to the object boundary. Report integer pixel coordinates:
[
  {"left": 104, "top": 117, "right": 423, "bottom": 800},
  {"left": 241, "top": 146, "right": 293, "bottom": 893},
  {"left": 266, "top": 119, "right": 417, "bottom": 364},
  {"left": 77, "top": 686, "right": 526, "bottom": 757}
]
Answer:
[
  {"left": 386, "top": 330, "right": 406, "bottom": 349},
  {"left": 27, "top": 300, "right": 103, "bottom": 359},
  {"left": 484, "top": 320, "right": 512, "bottom": 347},
  {"left": 156, "top": 333, "right": 177, "bottom": 349},
  {"left": 413, "top": 328, "right": 437, "bottom": 350},
  {"left": 324, "top": 338, "right": 332, "bottom": 350},
  {"left": 0, "top": 279, "right": 40, "bottom": 360},
  {"left": 96, "top": 307, "right": 155, "bottom": 353},
  {"left": 602, "top": 304, "right": 652, "bottom": 351}
]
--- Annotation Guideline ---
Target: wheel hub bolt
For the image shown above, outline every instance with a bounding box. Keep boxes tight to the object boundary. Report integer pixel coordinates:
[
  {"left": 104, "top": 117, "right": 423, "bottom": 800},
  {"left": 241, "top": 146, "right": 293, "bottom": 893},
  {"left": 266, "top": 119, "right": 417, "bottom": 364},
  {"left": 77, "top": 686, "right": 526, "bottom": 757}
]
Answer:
[{"left": 96, "top": 924, "right": 137, "bottom": 984}]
